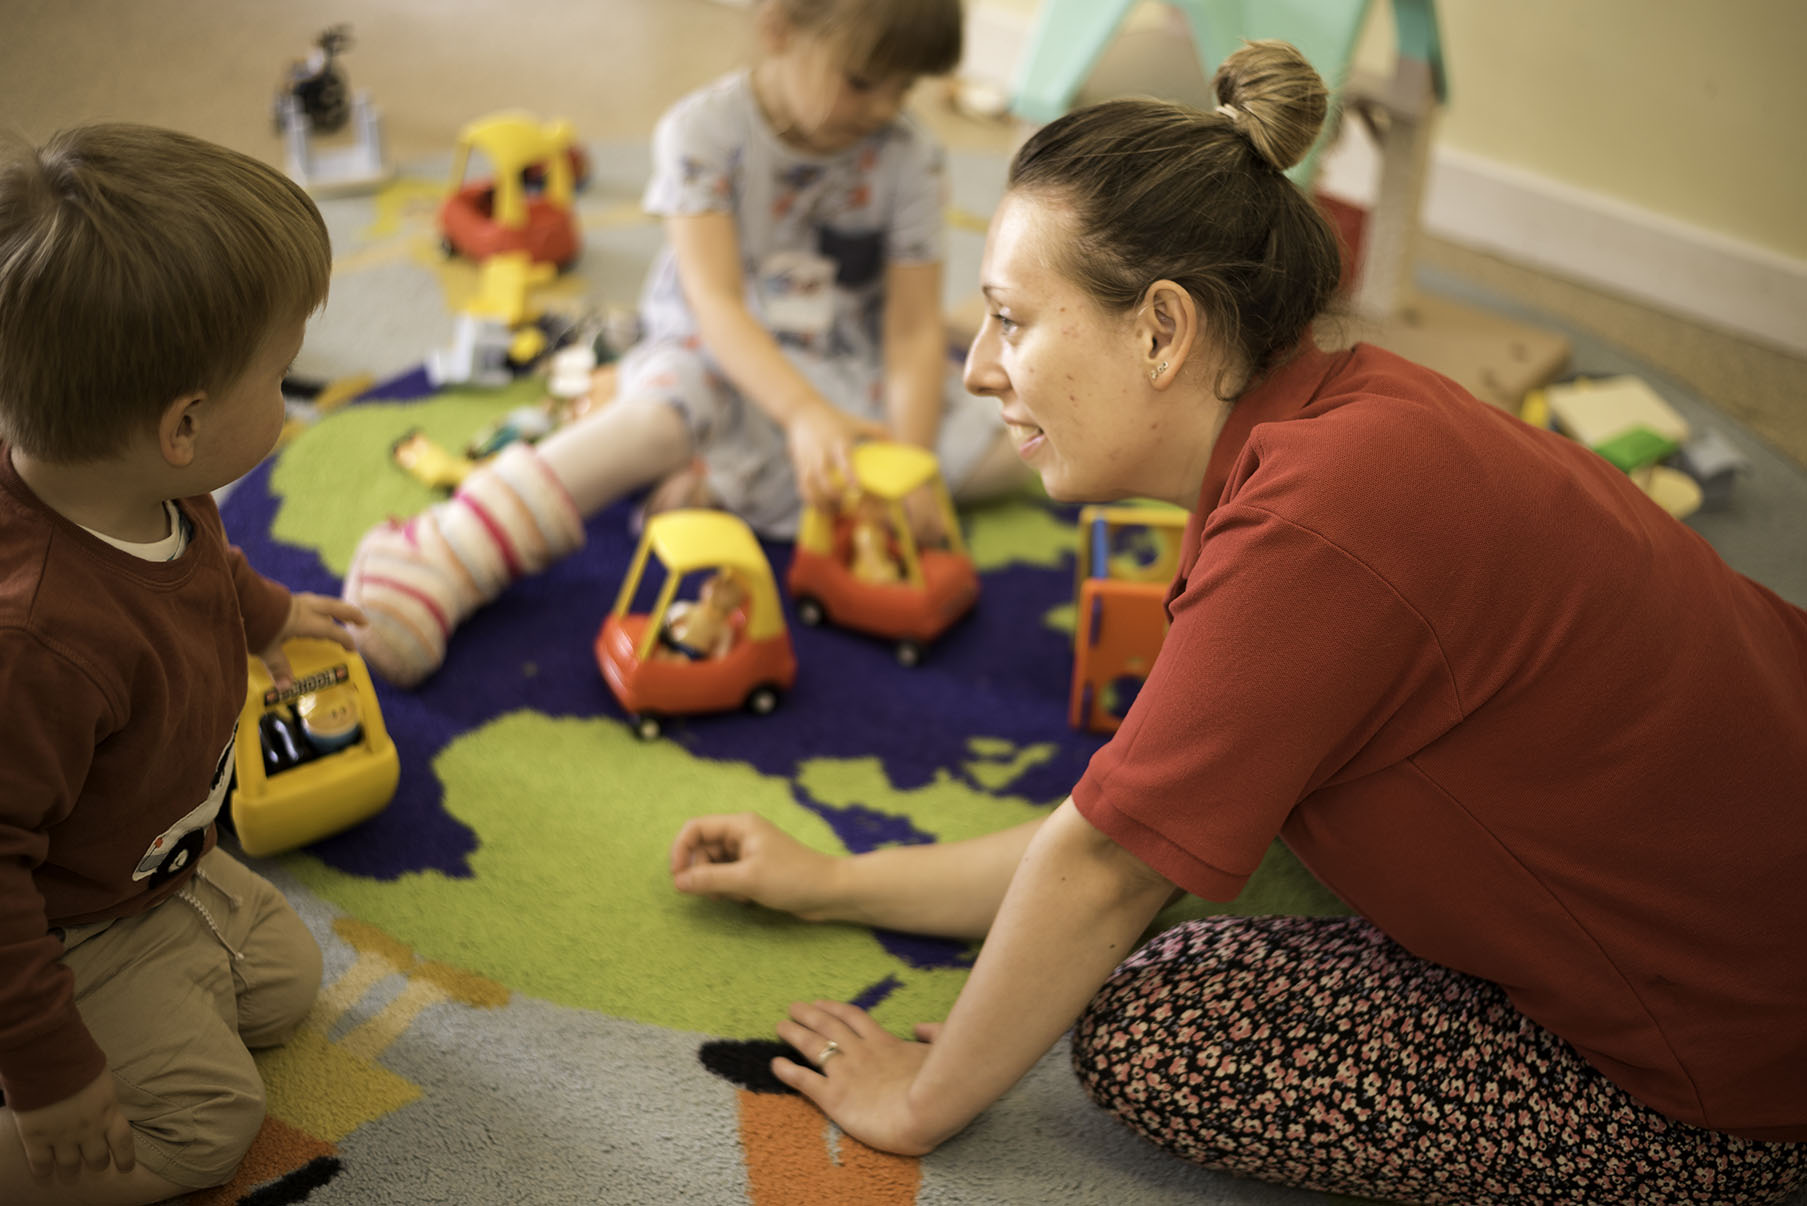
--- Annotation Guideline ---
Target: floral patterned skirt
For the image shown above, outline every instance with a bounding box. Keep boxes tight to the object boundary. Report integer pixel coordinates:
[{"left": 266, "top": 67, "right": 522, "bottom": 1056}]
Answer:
[{"left": 1072, "top": 915, "right": 1805, "bottom": 1206}]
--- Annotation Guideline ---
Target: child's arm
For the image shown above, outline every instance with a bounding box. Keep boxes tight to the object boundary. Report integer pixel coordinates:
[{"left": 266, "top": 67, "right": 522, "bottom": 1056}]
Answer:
[
  {"left": 880, "top": 260, "right": 947, "bottom": 452},
  {"left": 882, "top": 259, "right": 953, "bottom": 542},
  {"left": 0, "top": 639, "right": 127, "bottom": 1174},
  {"left": 223, "top": 542, "right": 364, "bottom": 690},
  {"left": 666, "top": 212, "right": 886, "bottom": 503},
  {"left": 252, "top": 593, "right": 368, "bottom": 690}
]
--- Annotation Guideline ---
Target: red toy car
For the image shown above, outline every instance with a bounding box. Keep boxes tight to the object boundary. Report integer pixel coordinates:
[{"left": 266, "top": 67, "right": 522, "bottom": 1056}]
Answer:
[
  {"left": 439, "top": 111, "right": 581, "bottom": 270},
  {"left": 787, "top": 442, "right": 978, "bottom": 666},
  {"left": 596, "top": 510, "right": 798, "bottom": 740}
]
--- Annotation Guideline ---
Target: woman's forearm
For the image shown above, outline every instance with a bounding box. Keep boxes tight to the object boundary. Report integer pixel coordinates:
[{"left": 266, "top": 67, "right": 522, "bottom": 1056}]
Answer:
[
  {"left": 902, "top": 800, "right": 1174, "bottom": 1145},
  {"left": 815, "top": 817, "right": 1045, "bottom": 942}
]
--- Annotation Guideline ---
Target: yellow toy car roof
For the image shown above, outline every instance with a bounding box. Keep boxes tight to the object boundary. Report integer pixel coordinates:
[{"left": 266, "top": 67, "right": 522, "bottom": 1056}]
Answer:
[
  {"left": 646, "top": 510, "right": 771, "bottom": 576},
  {"left": 851, "top": 442, "right": 941, "bottom": 500},
  {"left": 625, "top": 510, "right": 786, "bottom": 646}
]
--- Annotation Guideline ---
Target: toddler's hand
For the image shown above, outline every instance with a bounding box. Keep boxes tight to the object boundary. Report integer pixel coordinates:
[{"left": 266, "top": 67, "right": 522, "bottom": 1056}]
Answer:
[
  {"left": 786, "top": 400, "right": 886, "bottom": 506},
  {"left": 900, "top": 487, "right": 949, "bottom": 548},
  {"left": 9, "top": 1069, "right": 135, "bottom": 1181},
  {"left": 257, "top": 593, "right": 368, "bottom": 690}
]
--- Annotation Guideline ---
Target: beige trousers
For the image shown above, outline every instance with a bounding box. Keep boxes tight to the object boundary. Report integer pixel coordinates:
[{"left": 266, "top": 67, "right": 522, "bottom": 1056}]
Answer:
[{"left": 55, "top": 847, "right": 321, "bottom": 1190}]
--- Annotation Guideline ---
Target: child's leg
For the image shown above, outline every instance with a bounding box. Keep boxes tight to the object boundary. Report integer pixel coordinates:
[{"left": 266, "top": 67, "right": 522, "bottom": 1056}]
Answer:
[
  {"left": 1, "top": 852, "right": 316, "bottom": 1201},
  {"left": 1071, "top": 916, "right": 1807, "bottom": 1205},
  {"left": 188, "top": 850, "right": 321, "bottom": 1049},
  {"left": 343, "top": 394, "right": 693, "bottom": 687}
]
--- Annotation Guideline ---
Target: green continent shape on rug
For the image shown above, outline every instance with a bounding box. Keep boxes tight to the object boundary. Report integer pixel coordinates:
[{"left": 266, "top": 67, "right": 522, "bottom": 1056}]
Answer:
[
  {"left": 283, "top": 711, "right": 981, "bottom": 1038},
  {"left": 270, "top": 385, "right": 551, "bottom": 575},
  {"left": 283, "top": 713, "right": 1348, "bottom": 1040},
  {"left": 270, "top": 388, "right": 1084, "bottom": 578},
  {"left": 795, "top": 748, "right": 1352, "bottom": 934},
  {"left": 962, "top": 495, "right": 1073, "bottom": 572}
]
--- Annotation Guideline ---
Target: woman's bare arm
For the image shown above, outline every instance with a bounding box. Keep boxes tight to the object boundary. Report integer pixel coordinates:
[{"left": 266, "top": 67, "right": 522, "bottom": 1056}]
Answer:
[{"left": 670, "top": 812, "right": 1044, "bottom": 942}]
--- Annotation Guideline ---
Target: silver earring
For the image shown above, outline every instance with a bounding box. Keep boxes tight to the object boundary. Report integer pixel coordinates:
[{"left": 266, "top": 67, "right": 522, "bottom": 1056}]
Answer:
[{"left": 1149, "top": 361, "right": 1168, "bottom": 382}]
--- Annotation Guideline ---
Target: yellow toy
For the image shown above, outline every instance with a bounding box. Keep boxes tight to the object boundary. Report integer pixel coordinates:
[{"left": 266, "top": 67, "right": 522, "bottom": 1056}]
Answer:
[
  {"left": 1527, "top": 376, "right": 1703, "bottom": 519},
  {"left": 438, "top": 110, "right": 581, "bottom": 269},
  {"left": 231, "top": 638, "right": 399, "bottom": 856},
  {"left": 787, "top": 442, "right": 977, "bottom": 667},
  {"left": 597, "top": 510, "right": 798, "bottom": 740},
  {"left": 427, "top": 250, "right": 557, "bottom": 388}
]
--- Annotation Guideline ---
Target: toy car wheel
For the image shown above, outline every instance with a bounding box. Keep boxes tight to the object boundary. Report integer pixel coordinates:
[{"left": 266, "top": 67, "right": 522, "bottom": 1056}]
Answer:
[
  {"left": 895, "top": 640, "right": 924, "bottom": 668},
  {"left": 744, "top": 685, "right": 782, "bottom": 716},
  {"left": 795, "top": 597, "right": 825, "bottom": 627},
  {"left": 439, "top": 237, "right": 458, "bottom": 260},
  {"left": 632, "top": 714, "right": 663, "bottom": 742}
]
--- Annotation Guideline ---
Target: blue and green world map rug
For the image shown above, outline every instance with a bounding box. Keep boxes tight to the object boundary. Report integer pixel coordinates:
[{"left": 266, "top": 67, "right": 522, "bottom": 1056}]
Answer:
[{"left": 199, "top": 143, "right": 1805, "bottom": 1206}]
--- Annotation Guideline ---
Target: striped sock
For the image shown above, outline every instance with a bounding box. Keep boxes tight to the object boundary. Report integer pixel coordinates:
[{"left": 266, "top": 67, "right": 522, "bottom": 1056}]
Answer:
[{"left": 343, "top": 443, "right": 584, "bottom": 687}]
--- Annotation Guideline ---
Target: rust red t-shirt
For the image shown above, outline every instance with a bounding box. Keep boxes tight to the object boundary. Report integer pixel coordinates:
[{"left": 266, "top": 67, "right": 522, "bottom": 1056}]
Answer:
[{"left": 1072, "top": 344, "right": 1807, "bottom": 1141}]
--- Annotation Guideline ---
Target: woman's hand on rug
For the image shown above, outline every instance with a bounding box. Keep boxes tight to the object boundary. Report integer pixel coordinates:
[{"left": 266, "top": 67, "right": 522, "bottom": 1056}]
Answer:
[
  {"left": 771, "top": 999, "right": 947, "bottom": 1157},
  {"left": 256, "top": 593, "right": 369, "bottom": 690},
  {"left": 670, "top": 812, "right": 840, "bottom": 920}
]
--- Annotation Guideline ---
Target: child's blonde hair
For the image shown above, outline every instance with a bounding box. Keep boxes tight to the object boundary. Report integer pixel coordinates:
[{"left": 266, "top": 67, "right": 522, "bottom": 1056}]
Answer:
[
  {"left": 0, "top": 124, "right": 332, "bottom": 461},
  {"left": 767, "top": 0, "right": 964, "bottom": 79}
]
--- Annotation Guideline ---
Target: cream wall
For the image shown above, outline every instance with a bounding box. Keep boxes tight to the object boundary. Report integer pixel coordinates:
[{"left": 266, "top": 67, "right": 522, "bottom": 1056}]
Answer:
[
  {"left": 973, "top": 0, "right": 1807, "bottom": 263},
  {"left": 1357, "top": 0, "right": 1807, "bottom": 260}
]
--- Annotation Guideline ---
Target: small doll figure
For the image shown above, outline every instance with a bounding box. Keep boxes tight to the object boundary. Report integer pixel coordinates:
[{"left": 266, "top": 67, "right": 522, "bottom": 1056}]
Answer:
[
  {"left": 298, "top": 683, "right": 363, "bottom": 753},
  {"left": 658, "top": 570, "right": 749, "bottom": 661},
  {"left": 847, "top": 497, "right": 902, "bottom": 586}
]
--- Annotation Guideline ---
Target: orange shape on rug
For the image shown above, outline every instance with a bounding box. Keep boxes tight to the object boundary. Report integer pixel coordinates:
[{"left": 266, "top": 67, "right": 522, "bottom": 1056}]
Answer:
[{"left": 739, "top": 1090, "right": 921, "bottom": 1205}]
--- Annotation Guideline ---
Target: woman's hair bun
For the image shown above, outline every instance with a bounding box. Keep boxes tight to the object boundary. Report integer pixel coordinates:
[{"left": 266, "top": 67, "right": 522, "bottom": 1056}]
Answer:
[{"left": 1211, "top": 39, "right": 1329, "bottom": 173}]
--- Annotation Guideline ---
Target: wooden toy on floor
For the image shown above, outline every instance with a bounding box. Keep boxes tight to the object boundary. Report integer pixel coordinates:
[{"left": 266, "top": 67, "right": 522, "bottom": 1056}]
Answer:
[{"left": 1068, "top": 504, "right": 1187, "bottom": 734}]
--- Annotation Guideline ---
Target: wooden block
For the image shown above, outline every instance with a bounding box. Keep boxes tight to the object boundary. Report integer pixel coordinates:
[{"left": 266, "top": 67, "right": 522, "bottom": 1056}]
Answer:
[{"left": 1540, "top": 375, "right": 1691, "bottom": 447}]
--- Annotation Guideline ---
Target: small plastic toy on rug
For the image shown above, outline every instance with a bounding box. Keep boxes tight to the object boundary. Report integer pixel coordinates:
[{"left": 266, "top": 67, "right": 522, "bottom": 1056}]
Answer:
[
  {"left": 439, "top": 110, "right": 583, "bottom": 270},
  {"left": 230, "top": 638, "right": 398, "bottom": 856},
  {"left": 596, "top": 510, "right": 798, "bottom": 741},
  {"left": 427, "top": 250, "right": 558, "bottom": 388},
  {"left": 1531, "top": 375, "right": 1705, "bottom": 518},
  {"left": 1069, "top": 504, "right": 1188, "bottom": 734},
  {"left": 787, "top": 441, "right": 978, "bottom": 667}
]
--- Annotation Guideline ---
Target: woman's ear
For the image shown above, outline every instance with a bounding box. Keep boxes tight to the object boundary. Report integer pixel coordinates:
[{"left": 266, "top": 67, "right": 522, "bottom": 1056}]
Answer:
[
  {"left": 1135, "top": 280, "right": 1199, "bottom": 390},
  {"left": 157, "top": 392, "right": 205, "bottom": 468}
]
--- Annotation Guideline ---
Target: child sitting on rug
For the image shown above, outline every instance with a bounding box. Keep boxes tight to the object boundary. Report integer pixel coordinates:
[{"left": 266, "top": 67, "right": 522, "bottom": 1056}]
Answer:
[
  {"left": 0, "top": 124, "right": 366, "bottom": 1204},
  {"left": 343, "top": 0, "right": 1030, "bottom": 688}
]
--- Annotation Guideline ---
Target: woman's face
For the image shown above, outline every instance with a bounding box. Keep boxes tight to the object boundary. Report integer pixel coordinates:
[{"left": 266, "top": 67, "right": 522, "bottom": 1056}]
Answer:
[{"left": 964, "top": 192, "right": 1199, "bottom": 506}]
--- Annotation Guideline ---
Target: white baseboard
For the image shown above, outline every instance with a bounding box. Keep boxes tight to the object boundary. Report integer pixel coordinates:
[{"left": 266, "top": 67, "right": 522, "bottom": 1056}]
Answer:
[
  {"left": 1317, "top": 127, "right": 1807, "bottom": 358},
  {"left": 961, "top": 1, "right": 1807, "bottom": 358}
]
